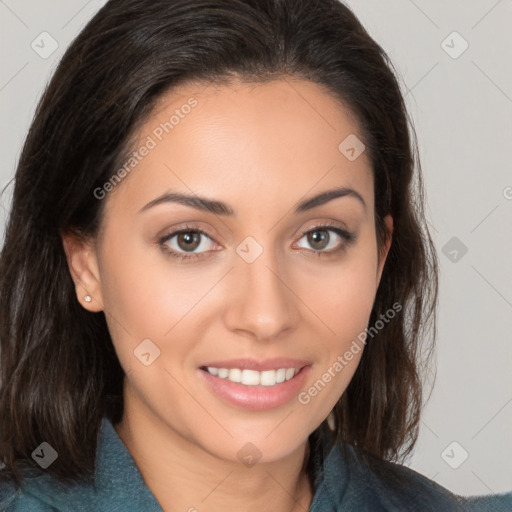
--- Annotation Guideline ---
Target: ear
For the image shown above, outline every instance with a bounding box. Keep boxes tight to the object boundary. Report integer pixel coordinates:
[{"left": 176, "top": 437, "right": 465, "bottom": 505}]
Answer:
[
  {"left": 61, "top": 232, "right": 104, "bottom": 312},
  {"left": 376, "top": 214, "right": 393, "bottom": 287}
]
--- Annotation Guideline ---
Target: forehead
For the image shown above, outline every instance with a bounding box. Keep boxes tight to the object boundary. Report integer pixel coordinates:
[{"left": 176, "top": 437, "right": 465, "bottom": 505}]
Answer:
[{"left": 105, "top": 78, "right": 373, "bottom": 218}]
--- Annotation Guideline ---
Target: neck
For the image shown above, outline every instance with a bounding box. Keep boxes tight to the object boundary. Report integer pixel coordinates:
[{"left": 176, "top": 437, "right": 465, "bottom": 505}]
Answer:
[{"left": 115, "top": 403, "right": 315, "bottom": 512}]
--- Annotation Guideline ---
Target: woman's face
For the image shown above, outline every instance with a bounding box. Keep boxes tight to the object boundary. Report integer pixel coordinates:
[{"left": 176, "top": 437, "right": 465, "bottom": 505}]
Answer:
[{"left": 67, "top": 78, "right": 392, "bottom": 463}]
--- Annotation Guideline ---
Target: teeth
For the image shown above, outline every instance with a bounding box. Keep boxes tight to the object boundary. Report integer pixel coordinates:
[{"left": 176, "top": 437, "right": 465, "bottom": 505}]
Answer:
[
  {"left": 205, "top": 367, "right": 298, "bottom": 386},
  {"left": 275, "top": 368, "right": 286, "bottom": 383},
  {"left": 260, "top": 370, "right": 276, "bottom": 386},
  {"left": 241, "top": 369, "right": 260, "bottom": 385},
  {"left": 228, "top": 368, "right": 242, "bottom": 383},
  {"left": 285, "top": 368, "right": 295, "bottom": 380},
  {"left": 217, "top": 368, "right": 229, "bottom": 378}
]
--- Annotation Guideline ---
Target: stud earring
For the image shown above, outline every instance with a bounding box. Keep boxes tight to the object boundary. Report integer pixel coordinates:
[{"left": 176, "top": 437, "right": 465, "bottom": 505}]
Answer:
[{"left": 84, "top": 295, "right": 92, "bottom": 303}]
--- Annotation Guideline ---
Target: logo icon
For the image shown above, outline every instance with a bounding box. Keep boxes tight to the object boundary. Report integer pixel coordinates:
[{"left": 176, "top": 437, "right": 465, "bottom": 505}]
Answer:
[
  {"left": 31, "top": 442, "right": 58, "bottom": 469},
  {"left": 441, "top": 441, "right": 469, "bottom": 469},
  {"left": 237, "top": 442, "right": 262, "bottom": 468},
  {"left": 236, "top": 236, "right": 264, "bottom": 264},
  {"left": 31, "top": 32, "right": 59, "bottom": 59},
  {"left": 441, "top": 32, "right": 469, "bottom": 60},
  {"left": 134, "top": 338, "right": 161, "bottom": 366},
  {"left": 338, "top": 134, "right": 366, "bottom": 162},
  {"left": 442, "top": 237, "right": 468, "bottom": 263}
]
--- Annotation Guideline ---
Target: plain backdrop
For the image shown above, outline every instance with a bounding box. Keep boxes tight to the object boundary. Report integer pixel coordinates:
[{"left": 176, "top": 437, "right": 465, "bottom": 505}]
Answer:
[{"left": 1, "top": 0, "right": 511, "bottom": 497}]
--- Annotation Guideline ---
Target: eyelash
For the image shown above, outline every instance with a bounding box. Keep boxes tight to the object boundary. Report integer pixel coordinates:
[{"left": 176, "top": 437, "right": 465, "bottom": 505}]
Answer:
[{"left": 157, "top": 222, "right": 355, "bottom": 262}]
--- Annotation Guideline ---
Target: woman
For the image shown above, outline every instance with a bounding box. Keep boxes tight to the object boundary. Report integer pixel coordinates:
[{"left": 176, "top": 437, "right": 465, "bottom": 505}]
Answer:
[{"left": 0, "top": 0, "right": 509, "bottom": 510}]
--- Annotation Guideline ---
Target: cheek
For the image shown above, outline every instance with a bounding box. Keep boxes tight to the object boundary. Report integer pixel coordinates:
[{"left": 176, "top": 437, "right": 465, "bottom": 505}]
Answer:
[
  {"left": 295, "top": 248, "right": 378, "bottom": 422},
  {"left": 329, "top": 267, "right": 376, "bottom": 323},
  {"left": 98, "top": 230, "right": 204, "bottom": 337},
  {"left": 97, "top": 235, "right": 205, "bottom": 412},
  {"left": 301, "top": 248, "right": 379, "bottom": 345}
]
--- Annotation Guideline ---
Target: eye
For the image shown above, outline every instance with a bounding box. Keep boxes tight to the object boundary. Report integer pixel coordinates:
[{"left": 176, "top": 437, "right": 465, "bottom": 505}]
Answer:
[
  {"left": 157, "top": 222, "right": 355, "bottom": 262},
  {"left": 158, "top": 225, "right": 218, "bottom": 261},
  {"left": 293, "top": 223, "right": 355, "bottom": 255}
]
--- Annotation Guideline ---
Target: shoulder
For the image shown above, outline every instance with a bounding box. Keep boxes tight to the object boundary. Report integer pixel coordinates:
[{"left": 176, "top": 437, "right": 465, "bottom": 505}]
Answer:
[
  {"left": 0, "top": 417, "right": 163, "bottom": 512},
  {"left": 339, "top": 443, "right": 511, "bottom": 511},
  {"left": 313, "top": 433, "right": 476, "bottom": 511},
  {"left": 355, "top": 454, "right": 466, "bottom": 510},
  {"left": 357, "top": 450, "right": 463, "bottom": 506},
  {"left": 0, "top": 477, "right": 55, "bottom": 511}
]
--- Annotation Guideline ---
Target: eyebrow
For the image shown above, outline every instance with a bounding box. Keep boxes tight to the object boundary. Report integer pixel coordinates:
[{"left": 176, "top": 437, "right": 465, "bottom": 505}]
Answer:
[{"left": 138, "top": 186, "right": 366, "bottom": 216}]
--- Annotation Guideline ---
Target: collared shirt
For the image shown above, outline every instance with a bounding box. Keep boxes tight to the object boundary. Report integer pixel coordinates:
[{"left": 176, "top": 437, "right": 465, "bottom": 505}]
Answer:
[{"left": 1, "top": 417, "right": 511, "bottom": 511}]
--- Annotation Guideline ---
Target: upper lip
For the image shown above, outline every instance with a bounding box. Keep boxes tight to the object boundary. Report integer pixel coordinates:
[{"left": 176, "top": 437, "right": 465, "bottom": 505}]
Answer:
[{"left": 199, "top": 358, "right": 311, "bottom": 372}]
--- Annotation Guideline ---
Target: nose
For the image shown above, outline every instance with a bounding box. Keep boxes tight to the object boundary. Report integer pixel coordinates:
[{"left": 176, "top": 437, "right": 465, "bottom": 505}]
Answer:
[{"left": 223, "top": 241, "right": 301, "bottom": 342}]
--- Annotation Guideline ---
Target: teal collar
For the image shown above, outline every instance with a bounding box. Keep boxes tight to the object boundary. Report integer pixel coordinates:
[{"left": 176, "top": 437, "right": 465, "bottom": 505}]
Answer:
[
  {"left": 21, "top": 417, "right": 162, "bottom": 511},
  {"left": 21, "top": 417, "right": 342, "bottom": 511}
]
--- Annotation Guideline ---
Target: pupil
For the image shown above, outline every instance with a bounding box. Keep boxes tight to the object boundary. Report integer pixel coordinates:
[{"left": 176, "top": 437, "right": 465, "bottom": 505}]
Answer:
[
  {"left": 309, "top": 230, "right": 328, "bottom": 249},
  {"left": 178, "top": 232, "right": 200, "bottom": 251}
]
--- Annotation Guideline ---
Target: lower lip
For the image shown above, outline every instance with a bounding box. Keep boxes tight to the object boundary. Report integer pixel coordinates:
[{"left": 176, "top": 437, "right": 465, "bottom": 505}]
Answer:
[{"left": 198, "top": 366, "right": 312, "bottom": 411}]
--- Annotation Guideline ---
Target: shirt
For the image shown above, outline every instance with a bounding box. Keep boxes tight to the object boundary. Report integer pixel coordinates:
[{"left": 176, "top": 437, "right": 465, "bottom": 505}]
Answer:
[{"left": 1, "top": 417, "right": 510, "bottom": 511}]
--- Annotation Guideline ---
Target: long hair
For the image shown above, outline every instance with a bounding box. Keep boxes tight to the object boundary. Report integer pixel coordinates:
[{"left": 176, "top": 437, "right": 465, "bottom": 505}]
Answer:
[{"left": 0, "top": 0, "right": 438, "bottom": 485}]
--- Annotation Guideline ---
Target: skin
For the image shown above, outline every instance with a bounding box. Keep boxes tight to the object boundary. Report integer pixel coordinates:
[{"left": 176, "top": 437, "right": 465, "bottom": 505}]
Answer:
[{"left": 63, "top": 77, "right": 393, "bottom": 512}]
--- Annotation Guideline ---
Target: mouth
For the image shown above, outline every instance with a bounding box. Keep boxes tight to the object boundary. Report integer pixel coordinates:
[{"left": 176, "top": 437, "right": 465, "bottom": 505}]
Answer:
[
  {"left": 199, "top": 366, "right": 301, "bottom": 386},
  {"left": 197, "top": 359, "right": 312, "bottom": 410}
]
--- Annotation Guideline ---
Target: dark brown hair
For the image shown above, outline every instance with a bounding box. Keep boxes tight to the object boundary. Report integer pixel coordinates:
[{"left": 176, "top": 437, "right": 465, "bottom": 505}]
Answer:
[{"left": 0, "top": 0, "right": 437, "bottom": 486}]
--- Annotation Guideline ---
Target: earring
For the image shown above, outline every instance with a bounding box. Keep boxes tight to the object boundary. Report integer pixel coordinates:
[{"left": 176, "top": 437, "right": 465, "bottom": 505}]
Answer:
[{"left": 84, "top": 295, "right": 92, "bottom": 303}]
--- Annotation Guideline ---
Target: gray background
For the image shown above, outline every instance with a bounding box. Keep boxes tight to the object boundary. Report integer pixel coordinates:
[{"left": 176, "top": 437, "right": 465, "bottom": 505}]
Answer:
[{"left": 1, "top": 0, "right": 511, "bottom": 497}]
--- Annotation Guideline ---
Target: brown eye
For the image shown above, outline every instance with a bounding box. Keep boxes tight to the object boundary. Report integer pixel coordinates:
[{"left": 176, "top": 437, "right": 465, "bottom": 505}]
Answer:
[
  {"left": 176, "top": 231, "right": 202, "bottom": 252},
  {"left": 307, "top": 229, "right": 330, "bottom": 250},
  {"left": 158, "top": 228, "right": 217, "bottom": 261},
  {"left": 293, "top": 224, "right": 355, "bottom": 256}
]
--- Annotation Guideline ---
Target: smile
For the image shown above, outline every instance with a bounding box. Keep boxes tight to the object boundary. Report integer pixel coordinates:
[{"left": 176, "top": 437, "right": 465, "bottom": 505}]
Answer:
[
  {"left": 203, "top": 367, "right": 298, "bottom": 386},
  {"left": 198, "top": 364, "right": 312, "bottom": 410}
]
